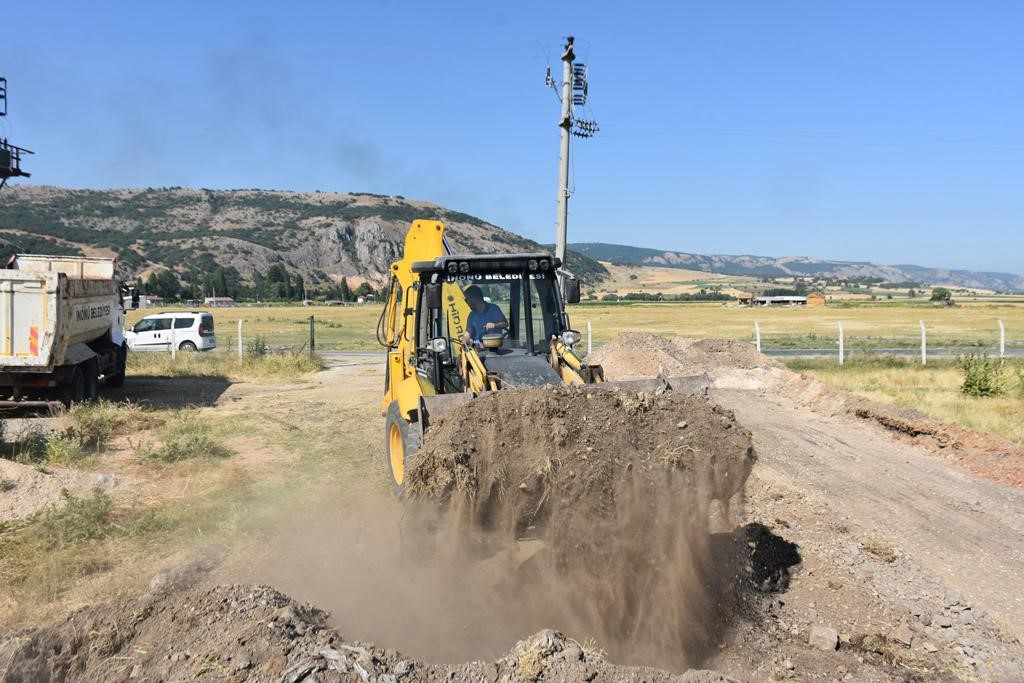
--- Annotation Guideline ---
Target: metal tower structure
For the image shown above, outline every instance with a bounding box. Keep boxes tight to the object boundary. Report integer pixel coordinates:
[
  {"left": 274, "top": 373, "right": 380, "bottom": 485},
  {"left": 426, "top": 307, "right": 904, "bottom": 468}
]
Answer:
[{"left": 0, "top": 77, "right": 34, "bottom": 190}]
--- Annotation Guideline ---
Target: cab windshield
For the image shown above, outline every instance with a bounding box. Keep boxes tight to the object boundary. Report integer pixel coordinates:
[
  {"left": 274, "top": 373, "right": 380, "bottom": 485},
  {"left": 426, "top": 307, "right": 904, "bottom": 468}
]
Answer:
[{"left": 426, "top": 272, "right": 564, "bottom": 354}]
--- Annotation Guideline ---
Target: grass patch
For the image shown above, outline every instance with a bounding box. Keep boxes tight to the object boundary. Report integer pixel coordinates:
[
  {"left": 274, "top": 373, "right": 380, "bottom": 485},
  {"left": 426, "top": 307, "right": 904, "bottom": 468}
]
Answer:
[
  {"left": 139, "top": 411, "right": 233, "bottom": 462},
  {"left": 3, "top": 427, "right": 84, "bottom": 467},
  {"left": 71, "top": 400, "right": 153, "bottom": 450},
  {"left": 785, "top": 356, "right": 1024, "bottom": 445},
  {"left": 128, "top": 350, "right": 325, "bottom": 381}
]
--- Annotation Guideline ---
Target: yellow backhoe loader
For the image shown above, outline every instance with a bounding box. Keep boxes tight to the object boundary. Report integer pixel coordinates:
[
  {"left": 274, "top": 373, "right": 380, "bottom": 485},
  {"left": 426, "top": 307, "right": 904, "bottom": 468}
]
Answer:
[{"left": 378, "top": 219, "right": 705, "bottom": 494}]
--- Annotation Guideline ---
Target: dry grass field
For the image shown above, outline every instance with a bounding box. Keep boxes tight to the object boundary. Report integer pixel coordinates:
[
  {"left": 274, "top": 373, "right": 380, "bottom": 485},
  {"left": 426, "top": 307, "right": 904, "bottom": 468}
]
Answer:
[
  {"left": 129, "top": 300, "right": 1024, "bottom": 353},
  {"left": 786, "top": 357, "right": 1024, "bottom": 446}
]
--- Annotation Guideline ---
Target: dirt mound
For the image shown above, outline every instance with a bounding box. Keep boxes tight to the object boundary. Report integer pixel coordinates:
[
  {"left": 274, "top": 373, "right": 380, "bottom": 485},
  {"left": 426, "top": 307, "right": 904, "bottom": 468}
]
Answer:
[
  {"left": 406, "top": 385, "right": 756, "bottom": 669},
  {"left": 0, "top": 583, "right": 737, "bottom": 683},
  {"left": 590, "top": 333, "right": 779, "bottom": 382}
]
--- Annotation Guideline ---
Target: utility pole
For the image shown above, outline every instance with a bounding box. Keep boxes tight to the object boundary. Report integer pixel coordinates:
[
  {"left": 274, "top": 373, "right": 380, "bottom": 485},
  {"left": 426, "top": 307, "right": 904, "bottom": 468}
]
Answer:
[
  {"left": 546, "top": 36, "right": 597, "bottom": 286},
  {"left": 554, "top": 37, "right": 574, "bottom": 275}
]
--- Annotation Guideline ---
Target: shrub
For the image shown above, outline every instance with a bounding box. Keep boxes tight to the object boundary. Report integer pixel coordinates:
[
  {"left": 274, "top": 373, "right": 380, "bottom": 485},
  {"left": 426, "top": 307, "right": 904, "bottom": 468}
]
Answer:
[
  {"left": 71, "top": 400, "right": 150, "bottom": 450},
  {"left": 959, "top": 352, "right": 1007, "bottom": 397},
  {"left": 44, "top": 436, "right": 83, "bottom": 466},
  {"left": 37, "top": 489, "right": 114, "bottom": 548},
  {"left": 246, "top": 335, "right": 270, "bottom": 357},
  {"left": 140, "top": 412, "right": 233, "bottom": 462}
]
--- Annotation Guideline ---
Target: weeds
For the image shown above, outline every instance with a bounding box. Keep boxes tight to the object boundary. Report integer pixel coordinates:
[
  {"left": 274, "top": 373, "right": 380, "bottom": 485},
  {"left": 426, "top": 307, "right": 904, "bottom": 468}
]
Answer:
[
  {"left": 37, "top": 489, "right": 114, "bottom": 548},
  {"left": 139, "top": 411, "right": 233, "bottom": 462},
  {"left": 128, "top": 350, "right": 324, "bottom": 381},
  {"left": 959, "top": 352, "right": 1007, "bottom": 397},
  {"left": 246, "top": 335, "right": 270, "bottom": 357},
  {"left": 71, "top": 400, "right": 152, "bottom": 450},
  {"left": 0, "top": 478, "right": 13, "bottom": 492}
]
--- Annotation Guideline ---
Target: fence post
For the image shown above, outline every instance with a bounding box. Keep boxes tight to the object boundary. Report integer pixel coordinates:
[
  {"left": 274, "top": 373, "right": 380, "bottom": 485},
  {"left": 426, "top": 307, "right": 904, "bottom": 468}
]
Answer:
[
  {"left": 238, "top": 319, "right": 243, "bottom": 360},
  {"left": 999, "top": 319, "right": 1006, "bottom": 360},
  {"left": 170, "top": 325, "right": 176, "bottom": 360},
  {"left": 919, "top": 320, "right": 927, "bottom": 365},
  {"left": 837, "top": 321, "right": 844, "bottom": 365},
  {"left": 754, "top": 321, "right": 761, "bottom": 353},
  {"left": 587, "top": 320, "right": 592, "bottom": 356},
  {"left": 308, "top": 315, "right": 316, "bottom": 358}
]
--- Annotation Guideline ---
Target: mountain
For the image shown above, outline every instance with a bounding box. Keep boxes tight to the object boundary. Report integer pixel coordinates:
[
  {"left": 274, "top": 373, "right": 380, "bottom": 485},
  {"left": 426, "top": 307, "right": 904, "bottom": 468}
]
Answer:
[
  {"left": 0, "top": 185, "right": 607, "bottom": 290},
  {"left": 571, "top": 243, "right": 1024, "bottom": 293}
]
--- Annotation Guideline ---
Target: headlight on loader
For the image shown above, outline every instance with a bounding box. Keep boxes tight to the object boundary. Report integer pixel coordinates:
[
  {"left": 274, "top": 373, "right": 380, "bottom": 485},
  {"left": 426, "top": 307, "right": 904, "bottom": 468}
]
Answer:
[
  {"left": 426, "top": 337, "right": 449, "bottom": 354},
  {"left": 560, "top": 330, "right": 581, "bottom": 346}
]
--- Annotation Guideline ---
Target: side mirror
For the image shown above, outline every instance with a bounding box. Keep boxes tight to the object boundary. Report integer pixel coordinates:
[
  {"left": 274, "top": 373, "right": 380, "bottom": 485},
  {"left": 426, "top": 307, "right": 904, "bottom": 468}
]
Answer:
[
  {"left": 424, "top": 283, "right": 443, "bottom": 309},
  {"left": 131, "top": 290, "right": 140, "bottom": 310},
  {"left": 563, "top": 277, "right": 581, "bottom": 304}
]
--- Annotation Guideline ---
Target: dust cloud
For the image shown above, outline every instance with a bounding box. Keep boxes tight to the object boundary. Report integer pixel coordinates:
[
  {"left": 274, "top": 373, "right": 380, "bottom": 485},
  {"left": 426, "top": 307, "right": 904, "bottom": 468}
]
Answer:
[{"left": 229, "top": 386, "right": 755, "bottom": 672}]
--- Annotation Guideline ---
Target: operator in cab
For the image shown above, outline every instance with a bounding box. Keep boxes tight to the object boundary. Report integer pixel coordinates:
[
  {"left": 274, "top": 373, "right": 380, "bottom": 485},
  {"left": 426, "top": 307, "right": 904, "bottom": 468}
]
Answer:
[{"left": 462, "top": 285, "right": 508, "bottom": 344}]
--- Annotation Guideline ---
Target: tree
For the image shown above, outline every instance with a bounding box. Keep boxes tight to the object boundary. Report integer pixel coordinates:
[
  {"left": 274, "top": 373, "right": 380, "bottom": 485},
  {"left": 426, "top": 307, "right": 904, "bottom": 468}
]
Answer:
[
  {"left": 144, "top": 269, "right": 181, "bottom": 300},
  {"left": 354, "top": 282, "right": 375, "bottom": 300},
  {"left": 929, "top": 287, "right": 952, "bottom": 302},
  {"left": 338, "top": 277, "right": 353, "bottom": 302}
]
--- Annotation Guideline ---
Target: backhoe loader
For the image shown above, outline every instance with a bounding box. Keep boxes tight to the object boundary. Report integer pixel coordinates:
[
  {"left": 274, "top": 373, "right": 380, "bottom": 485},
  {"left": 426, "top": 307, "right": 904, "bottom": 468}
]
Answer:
[
  {"left": 378, "top": 219, "right": 600, "bottom": 492},
  {"left": 378, "top": 219, "right": 706, "bottom": 494}
]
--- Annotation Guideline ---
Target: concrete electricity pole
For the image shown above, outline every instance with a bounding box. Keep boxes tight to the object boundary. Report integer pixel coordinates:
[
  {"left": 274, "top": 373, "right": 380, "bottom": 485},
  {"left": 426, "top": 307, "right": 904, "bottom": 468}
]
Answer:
[
  {"left": 546, "top": 36, "right": 597, "bottom": 285},
  {"left": 554, "top": 37, "right": 575, "bottom": 275}
]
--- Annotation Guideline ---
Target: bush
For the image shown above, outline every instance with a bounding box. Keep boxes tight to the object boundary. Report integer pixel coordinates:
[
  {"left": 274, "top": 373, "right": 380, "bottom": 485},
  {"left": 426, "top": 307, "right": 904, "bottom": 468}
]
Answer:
[
  {"left": 140, "top": 412, "right": 233, "bottom": 462},
  {"left": 38, "top": 489, "right": 114, "bottom": 548},
  {"left": 71, "top": 400, "right": 150, "bottom": 450},
  {"left": 246, "top": 335, "right": 270, "bottom": 357},
  {"left": 959, "top": 352, "right": 1007, "bottom": 397}
]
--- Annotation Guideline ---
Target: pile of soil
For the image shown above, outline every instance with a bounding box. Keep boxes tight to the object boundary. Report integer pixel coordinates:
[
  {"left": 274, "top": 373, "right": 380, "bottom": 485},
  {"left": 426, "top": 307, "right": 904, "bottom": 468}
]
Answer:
[
  {"left": 406, "top": 385, "right": 756, "bottom": 669},
  {"left": 589, "top": 334, "right": 780, "bottom": 381},
  {"left": 0, "top": 583, "right": 737, "bottom": 682},
  {"left": 593, "top": 333, "right": 1024, "bottom": 486}
]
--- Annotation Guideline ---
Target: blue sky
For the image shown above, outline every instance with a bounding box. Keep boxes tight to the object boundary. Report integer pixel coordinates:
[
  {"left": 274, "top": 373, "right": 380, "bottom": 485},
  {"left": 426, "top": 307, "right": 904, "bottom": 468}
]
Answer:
[{"left": 2, "top": 1, "right": 1021, "bottom": 274}]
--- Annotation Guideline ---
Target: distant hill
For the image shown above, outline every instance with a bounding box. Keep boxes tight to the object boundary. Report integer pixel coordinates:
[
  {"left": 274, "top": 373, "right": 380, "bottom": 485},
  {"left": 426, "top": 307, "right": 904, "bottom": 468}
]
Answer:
[
  {"left": 0, "top": 186, "right": 607, "bottom": 293},
  {"left": 571, "top": 243, "right": 1024, "bottom": 293}
]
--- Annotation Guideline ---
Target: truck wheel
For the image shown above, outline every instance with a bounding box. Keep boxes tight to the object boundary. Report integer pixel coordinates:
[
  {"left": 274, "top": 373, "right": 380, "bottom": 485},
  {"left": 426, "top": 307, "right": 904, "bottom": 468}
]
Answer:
[
  {"left": 84, "top": 361, "right": 100, "bottom": 401},
  {"left": 106, "top": 345, "right": 127, "bottom": 388},
  {"left": 385, "top": 401, "right": 421, "bottom": 497},
  {"left": 179, "top": 341, "right": 198, "bottom": 351},
  {"left": 60, "top": 366, "right": 87, "bottom": 407}
]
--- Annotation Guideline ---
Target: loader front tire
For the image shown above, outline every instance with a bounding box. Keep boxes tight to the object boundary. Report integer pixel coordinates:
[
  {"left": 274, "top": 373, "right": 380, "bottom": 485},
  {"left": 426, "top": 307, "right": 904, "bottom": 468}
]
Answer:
[{"left": 385, "top": 401, "right": 421, "bottom": 497}]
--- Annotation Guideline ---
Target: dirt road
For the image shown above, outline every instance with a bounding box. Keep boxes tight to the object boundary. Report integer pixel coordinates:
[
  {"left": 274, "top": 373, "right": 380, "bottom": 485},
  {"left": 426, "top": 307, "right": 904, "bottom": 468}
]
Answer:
[{"left": 715, "top": 387, "right": 1024, "bottom": 642}]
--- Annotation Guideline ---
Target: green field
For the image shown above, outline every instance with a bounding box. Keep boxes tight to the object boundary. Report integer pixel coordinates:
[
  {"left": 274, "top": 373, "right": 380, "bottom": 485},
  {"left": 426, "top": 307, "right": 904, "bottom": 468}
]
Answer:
[{"left": 128, "top": 301, "right": 1024, "bottom": 353}]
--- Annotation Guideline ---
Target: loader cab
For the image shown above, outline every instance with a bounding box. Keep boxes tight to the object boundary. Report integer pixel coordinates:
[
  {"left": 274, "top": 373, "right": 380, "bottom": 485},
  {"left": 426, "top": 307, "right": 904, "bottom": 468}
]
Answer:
[{"left": 411, "top": 254, "right": 578, "bottom": 392}]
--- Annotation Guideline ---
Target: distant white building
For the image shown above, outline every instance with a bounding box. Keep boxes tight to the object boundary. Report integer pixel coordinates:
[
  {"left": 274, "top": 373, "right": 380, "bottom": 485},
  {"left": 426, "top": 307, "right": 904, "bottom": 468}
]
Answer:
[{"left": 204, "top": 296, "right": 236, "bottom": 308}]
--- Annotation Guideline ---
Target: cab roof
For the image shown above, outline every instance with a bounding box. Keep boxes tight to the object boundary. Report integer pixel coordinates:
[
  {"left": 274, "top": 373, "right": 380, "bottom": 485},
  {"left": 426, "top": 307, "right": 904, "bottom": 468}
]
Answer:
[{"left": 411, "top": 253, "right": 561, "bottom": 274}]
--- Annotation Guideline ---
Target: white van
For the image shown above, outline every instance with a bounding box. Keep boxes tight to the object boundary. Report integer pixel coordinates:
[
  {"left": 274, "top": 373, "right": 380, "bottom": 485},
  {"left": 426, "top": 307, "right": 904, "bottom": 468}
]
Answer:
[{"left": 126, "top": 312, "right": 217, "bottom": 352}]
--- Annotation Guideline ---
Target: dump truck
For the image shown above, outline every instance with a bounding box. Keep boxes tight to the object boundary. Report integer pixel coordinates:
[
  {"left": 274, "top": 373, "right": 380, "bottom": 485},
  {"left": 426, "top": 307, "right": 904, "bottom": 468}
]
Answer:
[
  {"left": 0, "top": 254, "right": 135, "bottom": 406},
  {"left": 378, "top": 220, "right": 707, "bottom": 494}
]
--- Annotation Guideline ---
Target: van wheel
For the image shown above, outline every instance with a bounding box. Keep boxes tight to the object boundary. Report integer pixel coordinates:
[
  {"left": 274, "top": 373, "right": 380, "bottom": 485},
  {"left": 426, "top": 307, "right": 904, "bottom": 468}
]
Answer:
[
  {"left": 178, "top": 341, "right": 198, "bottom": 351},
  {"left": 60, "top": 366, "right": 87, "bottom": 407},
  {"left": 384, "top": 401, "right": 421, "bottom": 497}
]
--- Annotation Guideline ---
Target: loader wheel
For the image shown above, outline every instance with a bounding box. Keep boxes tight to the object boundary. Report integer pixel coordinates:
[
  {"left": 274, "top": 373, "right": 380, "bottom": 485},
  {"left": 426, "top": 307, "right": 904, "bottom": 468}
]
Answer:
[{"left": 385, "top": 401, "right": 421, "bottom": 496}]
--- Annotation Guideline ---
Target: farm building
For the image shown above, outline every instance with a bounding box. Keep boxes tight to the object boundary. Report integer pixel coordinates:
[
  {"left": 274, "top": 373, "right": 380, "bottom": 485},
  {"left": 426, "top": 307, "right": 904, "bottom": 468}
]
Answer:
[
  {"left": 807, "top": 291, "right": 827, "bottom": 307},
  {"left": 204, "top": 296, "right": 237, "bottom": 308},
  {"left": 754, "top": 295, "right": 807, "bottom": 306}
]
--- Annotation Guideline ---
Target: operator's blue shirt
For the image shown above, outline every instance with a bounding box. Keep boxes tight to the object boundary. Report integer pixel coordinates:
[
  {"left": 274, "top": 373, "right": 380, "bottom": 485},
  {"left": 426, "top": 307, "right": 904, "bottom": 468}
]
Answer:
[{"left": 466, "top": 303, "right": 506, "bottom": 342}]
